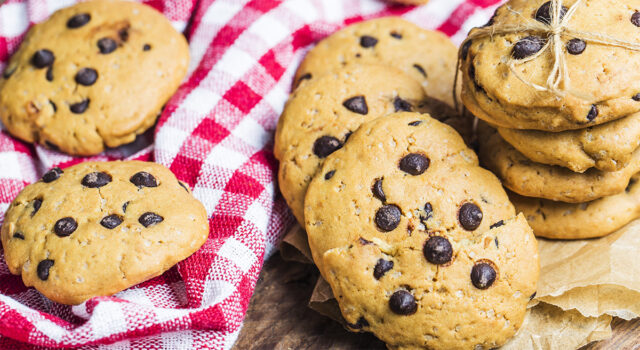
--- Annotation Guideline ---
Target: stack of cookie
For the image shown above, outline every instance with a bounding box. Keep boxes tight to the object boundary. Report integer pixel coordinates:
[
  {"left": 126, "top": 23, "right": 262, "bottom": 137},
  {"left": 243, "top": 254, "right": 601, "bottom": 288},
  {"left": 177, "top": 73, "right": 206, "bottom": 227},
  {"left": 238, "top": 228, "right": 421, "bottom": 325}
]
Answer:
[{"left": 461, "top": 0, "right": 640, "bottom": 239}]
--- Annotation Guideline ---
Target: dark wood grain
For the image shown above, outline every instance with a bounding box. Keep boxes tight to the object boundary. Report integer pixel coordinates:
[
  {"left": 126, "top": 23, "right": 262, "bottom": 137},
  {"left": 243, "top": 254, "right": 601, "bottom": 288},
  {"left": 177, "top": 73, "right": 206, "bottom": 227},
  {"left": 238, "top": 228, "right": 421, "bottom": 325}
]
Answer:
[{"left": 235, "top": 254, "right": 640, "bottom": 350}]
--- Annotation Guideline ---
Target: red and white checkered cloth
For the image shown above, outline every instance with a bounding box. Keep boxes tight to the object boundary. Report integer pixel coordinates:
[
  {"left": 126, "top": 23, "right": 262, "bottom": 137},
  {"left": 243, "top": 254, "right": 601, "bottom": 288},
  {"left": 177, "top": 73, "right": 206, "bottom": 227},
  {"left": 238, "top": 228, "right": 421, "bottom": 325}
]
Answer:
[{"left": 0, "top": 0, "right": 501, "bottom": 348}]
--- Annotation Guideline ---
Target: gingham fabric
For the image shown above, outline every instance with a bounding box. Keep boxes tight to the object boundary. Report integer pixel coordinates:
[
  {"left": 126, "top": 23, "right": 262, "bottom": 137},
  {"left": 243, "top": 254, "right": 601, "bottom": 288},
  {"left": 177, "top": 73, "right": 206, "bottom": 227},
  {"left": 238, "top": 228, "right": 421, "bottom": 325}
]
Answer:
[{"left": 0, "top": 0, "right": 501, "bottom": 348}]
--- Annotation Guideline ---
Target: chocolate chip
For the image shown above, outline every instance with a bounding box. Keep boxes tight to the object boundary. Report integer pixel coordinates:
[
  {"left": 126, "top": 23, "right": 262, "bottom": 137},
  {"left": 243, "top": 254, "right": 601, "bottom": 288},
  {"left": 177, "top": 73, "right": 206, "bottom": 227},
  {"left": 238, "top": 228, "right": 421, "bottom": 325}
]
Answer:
[
  {"left": 130, "top": 171, "right": 158, "bottom": 188},
  {"left": 390, "top": 32, "right": 402, "bottom": 39},
  {"left": 389, "top": 290, "right": 417, "bottom": 315},
  {"left": 67, "top": 13, "right": 91, "bottom": 28},
  {"left": 413, "top": 64, "right": 426, "bottom": 77},
  {"left": 512, "top": 36, "right": 545, "bottom": 59},
  {"left": 375, "top": 204, "right": 401, "bottom": 232},
  {"left": 54, "top": 217, "right": 77, "bottom": 237},
  {"left": 393, "top": 97, "right": 413, "bottom": 112},
  {"left": 373, "top": 259, "right": 394, "bottom": 279},
  {"left": 633, "top": 93, "right": 640, "bottom": 101},
  {"left": 70, "top": 99, "right": 90, "bottom": 114},
  {"left": 399, "top": 153, "right": 430, "bottom": 175},
  {"left": 347, "top": 316, "right": 369, "bottom": 329},
  {"left": 423, "top": 236, "right": 453, "bottom": 265},
  {"left": 421, "top": 202, "right": 433, "bottom": 223},
  {"left": 49, "top": 100, "right": 57, "bottom": 112},
  {"left": 459, "top": 202, "right": 482, "bottom": 231},
  {"left": 143, "top": 44, "right": 152, "bottom": 51},
  {"left": 566, "top": 38, "right": 586, "bottom": 55},
  {"left": 178, "top": 181, "right": 189, "bottom": 192},
  {"left": 490, "top": 220, "right": 504, "bottom": 229},
  {"left": 37, "top": 259, "right": 54, "bottom": 281},
  {"left": 32, "top": 49, "right": 54, "bottom": 68},
  {"left": 118, "top": 28, "right": 130, "bottom": 42},
  {"left": 632, "top": 11, "right": 640, "bottom": 27},
  {"left": 139, "top": 212, "right": 163, "bottom": 227},
  {"left": 46, "top": 66, "right": 53, "bottom": 81},
  {"left": 587, "top": 105, "right": 598, "bottom": 121},
  {"left": 372, "top": 178, "right": 386, "bottom": 202},
  {"left": 461, "top": 40, "right": 472, "bottom": 60},
  {"left": 75, "top": 68, "right": 98, "bottom": 86},
  {"left": 97, "top": 38, "right": 117, "bottom": 54},
  {"left": 324, "top": 170, "right": 335, "bottom": 180},
  {"left": 494, "top": 237, "right": 499, "bottom": 248},
  {"left": 13, "top": 232, "right": 25, "bottom": 240},
  {"left": 296, "top": 73, "right": 312, "bottom": 87},
  {"left": 471, "top": 262, "right": 497, "bottom": 289},
  {"left": 535, "top": 2, "right": 567, "bottom": 24},
  {"left": 408, "top": 120, "right": 422, "bottom": 126},
  {"left": 343, "top": 96, "right": 368, "bottom": 115},
  {"left": 81, "top": 172, "right": 112, "bottom": 188},
  {"left": 360, "top": 35, "right": 378, "bottom": 48},
  {"left": 343, "top": 131, "right": 353, "bottom": 142},
  {"left": 123, "top": 201, "right": 129, "bottom": 213},
  {"left": 42, "top": 167, "right": 63, "bottom": 183},
  {"left": 313, "top": 136, "right": 342, "bottom": 158},
  {"left": 100, "top": 215, "right": 123, "bottom": 229},
  {"left": 32, "top": 198, "right": 42, "bottom": 216},
  {"left": 530, "top": 292, "right": 537, "bottom": 300}
]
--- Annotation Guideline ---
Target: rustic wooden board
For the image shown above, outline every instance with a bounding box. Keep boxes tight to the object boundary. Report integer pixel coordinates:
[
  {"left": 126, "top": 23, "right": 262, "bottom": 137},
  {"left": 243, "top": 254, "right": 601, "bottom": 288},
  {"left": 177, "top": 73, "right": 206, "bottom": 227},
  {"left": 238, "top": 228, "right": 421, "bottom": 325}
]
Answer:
[{"left": 234, "top": 254, "right": 640, "bottom": 350}]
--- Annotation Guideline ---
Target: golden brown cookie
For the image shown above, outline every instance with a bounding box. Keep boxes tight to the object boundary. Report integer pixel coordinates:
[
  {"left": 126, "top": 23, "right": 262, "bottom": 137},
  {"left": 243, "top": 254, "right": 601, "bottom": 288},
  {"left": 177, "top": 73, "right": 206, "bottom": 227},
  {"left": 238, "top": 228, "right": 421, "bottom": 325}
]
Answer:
[
  {"left": 305, "top": 112, "right": 539, "bottom": 349},
  {"left": 275, "top": 64, "right": 426, "bottom": 224},
  {"left": 0, "top": 1, "right": 189, "bottom": 155},
  {"left": 294, "top": 17, "right": 458, "bottom": 106},
  {"left": 1, "top": 161, "right": 209, "bottom": 305}
]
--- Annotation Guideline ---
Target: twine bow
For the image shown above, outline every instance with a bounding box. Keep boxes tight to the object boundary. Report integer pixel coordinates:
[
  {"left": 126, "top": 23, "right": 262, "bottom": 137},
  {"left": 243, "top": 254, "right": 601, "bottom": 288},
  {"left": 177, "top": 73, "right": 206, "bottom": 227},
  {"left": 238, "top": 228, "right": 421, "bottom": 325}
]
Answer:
[{"left": 454, "top": 0, "right": 640, "bottom": 108}]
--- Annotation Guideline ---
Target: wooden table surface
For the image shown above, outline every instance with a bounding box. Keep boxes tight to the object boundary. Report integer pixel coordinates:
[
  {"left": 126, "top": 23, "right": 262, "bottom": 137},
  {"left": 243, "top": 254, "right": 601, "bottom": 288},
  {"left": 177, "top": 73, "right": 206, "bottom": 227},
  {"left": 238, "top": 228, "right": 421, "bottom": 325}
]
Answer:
[{"left": 234, "top": 254, "right": 640, "bottom": 350}]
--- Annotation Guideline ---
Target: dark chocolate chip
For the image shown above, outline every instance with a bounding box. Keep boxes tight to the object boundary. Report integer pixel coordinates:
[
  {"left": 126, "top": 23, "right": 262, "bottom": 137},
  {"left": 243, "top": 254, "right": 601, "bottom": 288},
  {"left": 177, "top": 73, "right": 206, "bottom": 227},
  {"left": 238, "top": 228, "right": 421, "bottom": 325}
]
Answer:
[
  {"left": 118, "top": 28, "right": 130, "bottom": 42},
  {"left": 393, "top": 97, "right": 413, "bottom": 112},
  {"left": 32, "top": 198, "right": 43, "bottom": 216},
  {"left": 360, "top": 35, "right": 378, "bottom": 48},
  {"left": 372, "top": 178, "right": 386, "bottom": 202},
  {"left": 373, "top": 258, "right": 394, "bottom": 279},
  {"left": 70, "top": 99, "right": 90, "bottom": 114},
  {"left": 633, "top": 11, "right": 640, "bottom": 27},
  {"left": 139, "top": 212, "right": 164, "bottom": 227},
  {"left": 13, "top": 232, "right": 25, "bottom": 240},
  {"left": 296, "top": 73, "right": 312, "bottom": 87},
  {"left": 54, "top": 217, "right": 77, "bottom": 237},
  {"left": 459, "top": 202, "right": 482, "bottom": 231},
  {"left": 390, "top": 32, "right": 402, "bottom": 39},
  {"left": 42, "top": 167, "right": 63, "bottom": 183},
  {"left": 313, "top": 136, "right": 342, "bottom": 158},
  {"left": 178, "top": 181, "right": 189, "bottom": 192},
  {"left": 422, "top": 202, "right": 433, "bottom": 220},
  {"left": 143, "top": 44, "right": 152, "bottom": 51},
  {"left": 324, "top": 170, "right": 335, "bottom": 180},
  {"left": 389, "top": 290, "right": 417, "bottom": 315},
  {"left": 75, "top": 68, "right": 98, "bottom": 86},
  {"left": 566, "top": 38, "right": 586, "bottom": 55},
  {"left": 49, "top": 100, "right": 57, "bottom": 112},
  {"left": 46, "top": 66, "right": 53, "bottom": 81},
  {"left": 633, "top": 93, "right": 640, "bottom": 101},
  {"left": 530, "top": 291, "right": 537, "bottom": 300},
  {"left": 587, "top": 105, "right": 598, "bottom": 121},
  {"left": 347, "top": 316, "right": 369, "bottom": 330},
  {"left": 130, "top": 171, "right": 158, "bottom": 188},
  {"left": 399, "top": 153, "right": 430, "bottom": 175},
  {"left": 67, "top": 13, "right": 91, "bottom": 28},
  {"left": 359, "top": 237, "right": 373, "bottom": 245},
  {"left": 423, "top": 236, "right": 453, "bottom": 265},
  {"left": 461, "top": 40, "right": 472, "bottom": 60},
  {"left": 375, "top": 204, "right": 401, "bottom": 232},
  {"left": 512, "top": 36, "right": 545, "bottom": 59},
  {"left": 490, "top": 220, "right": 504, "bottom": 229},
  {"left": 413, "top": 64, "right": 426, "bottom": 77},
  {"left": 408, "top": 120, "right": 422, "bottom": 126},
  {"left": 81, "top": 171, "right": 112, "bottom": 188},
  {"left": 471, "top": 262, "right": 497, "bottom": 289},
  {"left": 123, "top": 201, "right": 129, "bottom": 213},
  {"left": 100, "top": 214, "right": 123, "bottom": 229},
  {"left": 535, "top": 2, "right": 567, "bottom": 24},
  {"left": 343, "top": 131, "right": 353, "bottom": 142},
  {"left": 495, "top": 237, "right": 499, "bottom": 248},
  {"left": 32, "top": 49, "right": 54, "bottom": 68},
  {"left": 97, "top": 38, "right": 117, "bottom": 54},
  {"left": 343, "top": 96, "right": 368, "bottom": 115},
  {"left": 37, "top": 259, "right": 54, "bottom": 281}
]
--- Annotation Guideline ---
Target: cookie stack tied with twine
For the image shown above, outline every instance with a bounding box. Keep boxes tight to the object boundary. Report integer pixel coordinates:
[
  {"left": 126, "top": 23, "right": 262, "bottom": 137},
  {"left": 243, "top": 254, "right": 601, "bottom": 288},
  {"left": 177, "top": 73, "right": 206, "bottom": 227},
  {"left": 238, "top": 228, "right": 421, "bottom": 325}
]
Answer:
[{"left": 460, "top": 0, "right": 640, "bottom": 239}]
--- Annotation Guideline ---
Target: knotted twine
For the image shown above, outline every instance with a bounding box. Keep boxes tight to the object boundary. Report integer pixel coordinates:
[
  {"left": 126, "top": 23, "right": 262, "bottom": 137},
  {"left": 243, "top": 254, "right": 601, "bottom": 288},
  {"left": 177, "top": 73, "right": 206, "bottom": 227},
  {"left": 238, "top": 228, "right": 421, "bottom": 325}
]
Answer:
[{"left": 453, "top": 0, "right": 640, "bottom": 110}]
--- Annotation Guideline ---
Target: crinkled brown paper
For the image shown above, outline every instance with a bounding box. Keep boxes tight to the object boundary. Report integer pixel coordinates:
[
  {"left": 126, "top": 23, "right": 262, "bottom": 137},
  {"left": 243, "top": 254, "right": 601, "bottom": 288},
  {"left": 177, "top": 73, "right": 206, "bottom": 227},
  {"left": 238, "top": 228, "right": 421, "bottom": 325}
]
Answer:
[{"left": 280, "top": 218, "right": 640, "bottom": 348}]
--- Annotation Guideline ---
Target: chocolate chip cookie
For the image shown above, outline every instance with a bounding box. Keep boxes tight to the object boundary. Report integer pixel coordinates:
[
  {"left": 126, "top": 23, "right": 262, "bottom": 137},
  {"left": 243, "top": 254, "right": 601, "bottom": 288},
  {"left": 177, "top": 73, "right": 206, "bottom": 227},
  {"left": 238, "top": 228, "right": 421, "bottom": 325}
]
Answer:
[
  {"left": 478, "top": 123, "right": 640, "bottom": 203},
  {"left": 497, "top": 112, "right": 640, "bottom": 173},
  {"left": 305, "top": 112, "right": 539, "bottom": 349},
  {"left": 461, "top": 0, "right": 640, "bottom": 131},
  {"left": 275, "top": 64, "right": 426, "bottom": 224},
  {"left": 1, "top": 161, "right": 209, "bottom": 305},
  {"left": 510, "top": 173, "right": 640, "bottom": 239},
  {"left": 0, "top": 1, "right": 189, "bottom": 155},
  {"left": 294, "top": 17, "right": 458, "bottom": 106}
]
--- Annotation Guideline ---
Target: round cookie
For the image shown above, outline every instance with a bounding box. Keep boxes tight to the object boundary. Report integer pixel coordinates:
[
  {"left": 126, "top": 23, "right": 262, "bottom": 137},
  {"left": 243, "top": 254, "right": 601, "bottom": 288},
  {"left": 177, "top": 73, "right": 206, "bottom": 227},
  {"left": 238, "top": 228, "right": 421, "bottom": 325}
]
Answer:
[
  {"left": 294, "top": 17, "right": 458, "bottom": 106},
  {"left": 497, "top": 112, "right": 640, "bottom": 173},
  {"left": 461, "top": 0, "right": 640, "bottom": 131},
  {"left": 1, "top": 161, "right": 209, "bottom": 305},
  {"left": 275, "top": 64, "right": 426, "bottom": 224},
  {"left": 478, "top": 123, "right": 640, "bottom": 203},
  {"left": 0, "top": 1, "right": 189, "bottom": 155},
  {"left": 305, "top": 112, "right": 539, "bottom": 349},
  {"left": 511, "top": 173, "right": 640, "bottom": 239}
]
